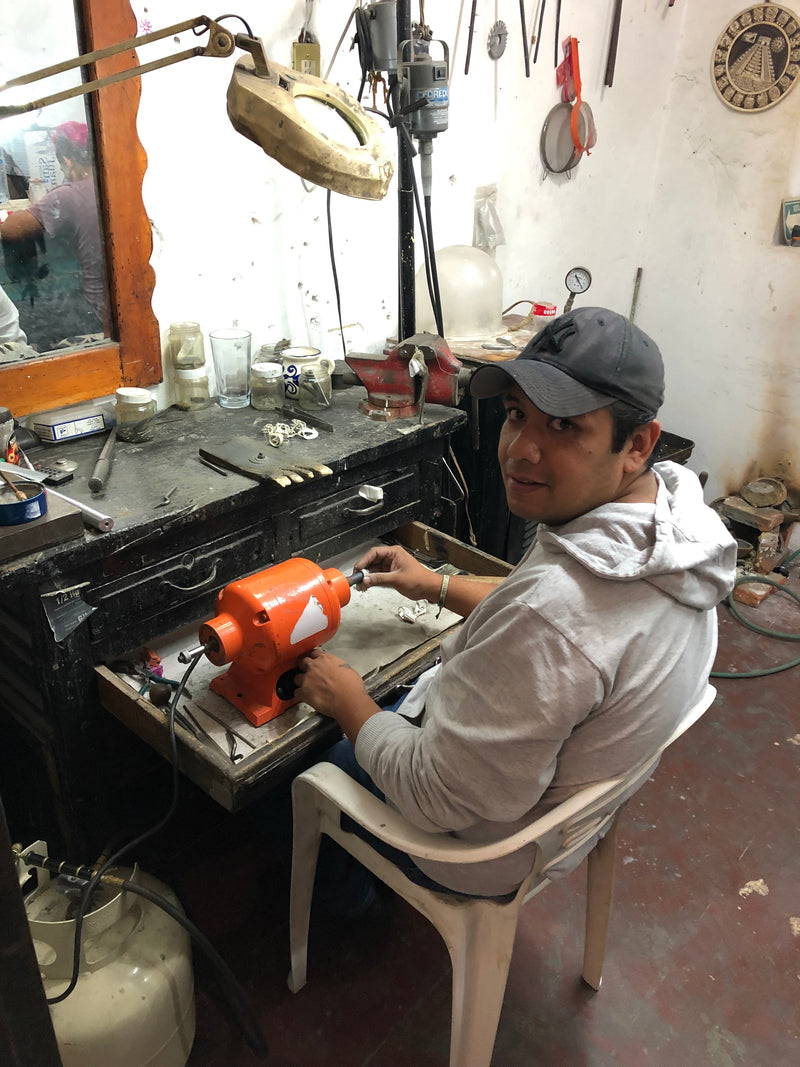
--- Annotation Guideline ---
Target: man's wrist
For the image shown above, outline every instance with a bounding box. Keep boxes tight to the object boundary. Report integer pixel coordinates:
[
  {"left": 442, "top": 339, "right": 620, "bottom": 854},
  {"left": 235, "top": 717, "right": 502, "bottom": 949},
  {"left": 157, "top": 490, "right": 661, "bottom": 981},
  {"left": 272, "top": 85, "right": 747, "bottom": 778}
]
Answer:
[{"left": 436, "top": 573, "right": 450, "bottom": 617}]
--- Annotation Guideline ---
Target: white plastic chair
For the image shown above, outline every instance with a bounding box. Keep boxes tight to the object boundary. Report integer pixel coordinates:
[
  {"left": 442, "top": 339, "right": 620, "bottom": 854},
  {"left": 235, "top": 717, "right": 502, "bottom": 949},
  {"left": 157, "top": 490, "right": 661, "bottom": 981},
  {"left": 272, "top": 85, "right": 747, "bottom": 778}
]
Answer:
[{"left": 288, "top": 683, "right": 717, "bottom": 1067}]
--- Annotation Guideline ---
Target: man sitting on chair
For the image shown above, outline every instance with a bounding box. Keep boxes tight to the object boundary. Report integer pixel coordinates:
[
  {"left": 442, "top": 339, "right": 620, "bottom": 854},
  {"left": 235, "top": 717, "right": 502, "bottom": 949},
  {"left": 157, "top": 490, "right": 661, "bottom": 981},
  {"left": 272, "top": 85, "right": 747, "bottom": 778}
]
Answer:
[{"left": 294, "top": 307, "right": 736, "bottom": 912}]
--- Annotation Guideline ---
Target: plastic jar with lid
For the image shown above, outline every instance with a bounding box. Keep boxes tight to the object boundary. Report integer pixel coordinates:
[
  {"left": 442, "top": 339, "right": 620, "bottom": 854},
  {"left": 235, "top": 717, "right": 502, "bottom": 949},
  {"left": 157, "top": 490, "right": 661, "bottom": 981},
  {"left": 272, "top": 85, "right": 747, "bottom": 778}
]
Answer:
[
  {"left": 174, "top": 366, "right": 211, "bottom": 412},
  {"left": 250, "top": 362, "right": 284, "bottom": 411},
  {"left": 531, "top": 301, "right": 557, "bottom": 332},
  {"left": 115, "top": 387, "right": 156, "bottom": 442},
  {"left": 168, "top": 321, "right": 205, "bottom": 369}
]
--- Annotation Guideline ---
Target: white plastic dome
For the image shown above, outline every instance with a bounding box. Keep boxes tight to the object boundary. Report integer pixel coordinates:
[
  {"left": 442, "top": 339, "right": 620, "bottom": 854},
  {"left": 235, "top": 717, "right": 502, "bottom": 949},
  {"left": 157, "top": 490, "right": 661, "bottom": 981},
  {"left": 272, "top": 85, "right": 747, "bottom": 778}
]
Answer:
[{"left": 415, "top": 245, "right": 504, "bottom": 340}]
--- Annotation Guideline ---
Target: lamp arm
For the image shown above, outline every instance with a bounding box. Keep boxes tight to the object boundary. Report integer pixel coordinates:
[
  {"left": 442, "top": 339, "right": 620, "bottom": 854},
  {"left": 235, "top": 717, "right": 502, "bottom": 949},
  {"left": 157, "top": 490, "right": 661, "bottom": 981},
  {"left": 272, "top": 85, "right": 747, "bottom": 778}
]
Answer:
[{"left": 0, "top": 15, "right": 237, "bottom": 120}]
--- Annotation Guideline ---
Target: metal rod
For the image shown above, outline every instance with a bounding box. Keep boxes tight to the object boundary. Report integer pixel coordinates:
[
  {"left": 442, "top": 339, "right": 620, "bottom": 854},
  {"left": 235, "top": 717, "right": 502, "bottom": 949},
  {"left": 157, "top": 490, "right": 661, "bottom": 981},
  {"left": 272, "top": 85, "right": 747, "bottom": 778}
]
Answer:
[
  {"left": 464, "top": 0, "right": 478, "bottom": 74},
  {"left": 520, "top": 0, "right": 531, "bottom": 77},
  {"left": 533, "top": 0, "right": 547, "bottom": 64},
  {"left": 629, "top": 266, "right": 643, "bottom": 322},
  {"left": 0, "top": 15, "right": 212, "bottom": 90},
  {"left": 0, "top": 17, "right": 235, "bottom": 120},
  {"left": 45, "top": 488, "right": 114, "bottom": 532},
  {"left": 396, "top": 0, "right": 415, "bottom": 342},
  {"left": 88, "top": 429, "right": 117, "bottom": 493},
  {"left": 18, "top": 448, "right": 113, "bottom": 531},
  {"left": 605, "top": 0, "right": 623, "bottom": 88}
]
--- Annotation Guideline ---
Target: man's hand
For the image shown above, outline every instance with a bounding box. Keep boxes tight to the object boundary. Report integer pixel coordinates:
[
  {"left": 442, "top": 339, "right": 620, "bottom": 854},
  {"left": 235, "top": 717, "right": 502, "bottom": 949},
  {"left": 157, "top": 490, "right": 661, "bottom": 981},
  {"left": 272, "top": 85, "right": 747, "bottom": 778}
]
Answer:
[
  {"left": 354, "top": 544, "right": 502, "bottom": 620},
  {"left": 354, "top": 544, "right": 441, "bottom": 602},
  {"left": 294, "top": 647, "right": 380, "bottom": 743}
]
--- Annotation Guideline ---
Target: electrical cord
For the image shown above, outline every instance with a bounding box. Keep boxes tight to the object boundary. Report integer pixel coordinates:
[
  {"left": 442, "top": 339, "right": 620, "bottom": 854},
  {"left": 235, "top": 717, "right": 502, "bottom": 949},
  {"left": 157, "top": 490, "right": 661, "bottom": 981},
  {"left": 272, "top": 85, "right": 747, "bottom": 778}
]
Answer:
[
  {"left": 40, "top": 647, "right": 269, "bottom": 1053},
  {"left": 423, "top": 192, "right": 444, "bottom": 337},
  {"left": 21, "top": 849, "right": 268, "bottom": 1059},
  {"left": 710, "top": 548, "right": 800, "bottom": 679},
  {"left": 353, "top": 6, "right": 374, "bottom": 101},
  {"left": 326, "top": 189, "right": 347, "bottom": 359},
  {"left": 47, "top": 650, "right": 203, "bottom": 1006},
  {"left": 196, "top": 13, "right": 254, "bottom": 38},
  {"left": 111, "top": 876, "right": 268, "bottom": 1059}
]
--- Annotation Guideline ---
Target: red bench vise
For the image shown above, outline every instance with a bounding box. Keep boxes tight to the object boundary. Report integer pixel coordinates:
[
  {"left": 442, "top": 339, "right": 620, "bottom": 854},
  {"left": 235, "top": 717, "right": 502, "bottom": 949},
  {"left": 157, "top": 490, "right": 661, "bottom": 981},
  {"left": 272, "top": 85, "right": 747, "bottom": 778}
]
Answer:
[
  {"left": 198, "top": 558, "right": 362, "bottom": 727},
  {"left": 345, "top": 332, "right": 465, "bottom": 420}
]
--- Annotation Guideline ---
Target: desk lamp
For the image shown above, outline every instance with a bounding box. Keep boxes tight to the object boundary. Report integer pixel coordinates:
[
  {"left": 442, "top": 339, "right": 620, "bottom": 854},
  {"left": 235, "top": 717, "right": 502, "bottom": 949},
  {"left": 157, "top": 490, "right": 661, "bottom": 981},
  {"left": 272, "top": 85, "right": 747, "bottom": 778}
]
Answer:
[{"left": 0, "top": 15, "right": 394, "bottom": 201}]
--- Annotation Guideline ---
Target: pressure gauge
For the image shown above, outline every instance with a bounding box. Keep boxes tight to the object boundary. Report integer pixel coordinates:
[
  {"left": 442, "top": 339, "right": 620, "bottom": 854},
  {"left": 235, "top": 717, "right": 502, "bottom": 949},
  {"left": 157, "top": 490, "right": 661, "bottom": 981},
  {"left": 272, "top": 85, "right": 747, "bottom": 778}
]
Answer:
[
  {"left": 565, "top": 266, "right": 592, "bottom": 294},
  {"left": 563, "top": 266, "right": 592, "bottom": 313}
]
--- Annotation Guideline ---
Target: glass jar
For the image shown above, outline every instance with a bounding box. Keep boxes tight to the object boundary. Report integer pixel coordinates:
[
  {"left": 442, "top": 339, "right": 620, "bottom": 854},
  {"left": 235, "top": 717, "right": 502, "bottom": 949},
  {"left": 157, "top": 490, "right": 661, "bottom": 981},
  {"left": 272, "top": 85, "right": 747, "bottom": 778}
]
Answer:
[
  {"left": 168, "top": 321, "right": 205, "bottom": 369},
  {"left": 115, "top": 387, "right": 156, "bottom": 442},
  {"left": 297, "top": 364, "right": 332, "bottom": 410},
  {"left": 174, "top": 366, "right": 211, "bottom": 412},
  {"left": 250, "top": 362, "right": 284, "bottom": 411}
]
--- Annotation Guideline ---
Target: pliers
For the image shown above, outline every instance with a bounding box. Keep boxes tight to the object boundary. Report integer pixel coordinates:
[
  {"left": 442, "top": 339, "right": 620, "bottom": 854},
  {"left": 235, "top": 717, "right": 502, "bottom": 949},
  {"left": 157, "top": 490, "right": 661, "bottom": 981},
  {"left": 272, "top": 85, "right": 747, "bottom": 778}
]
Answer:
[{"left": 109, "top": 659, "right": 191, "bottom": 698}]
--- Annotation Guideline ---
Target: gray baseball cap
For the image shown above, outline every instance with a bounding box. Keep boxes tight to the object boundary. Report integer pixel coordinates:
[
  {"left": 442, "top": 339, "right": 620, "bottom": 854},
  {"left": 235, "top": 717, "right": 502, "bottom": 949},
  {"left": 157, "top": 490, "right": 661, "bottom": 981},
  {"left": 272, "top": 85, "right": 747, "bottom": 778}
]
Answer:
[{"left": 470, "top": 307, "right": 664, "bottom": 417}]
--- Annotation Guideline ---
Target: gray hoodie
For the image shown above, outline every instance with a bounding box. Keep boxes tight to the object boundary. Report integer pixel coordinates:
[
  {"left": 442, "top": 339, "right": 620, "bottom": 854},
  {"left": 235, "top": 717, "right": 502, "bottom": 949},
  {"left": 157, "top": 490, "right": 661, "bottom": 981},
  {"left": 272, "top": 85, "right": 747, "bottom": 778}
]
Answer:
[{"left": 356, "top": 462, "right": 737, "bottom": 895}]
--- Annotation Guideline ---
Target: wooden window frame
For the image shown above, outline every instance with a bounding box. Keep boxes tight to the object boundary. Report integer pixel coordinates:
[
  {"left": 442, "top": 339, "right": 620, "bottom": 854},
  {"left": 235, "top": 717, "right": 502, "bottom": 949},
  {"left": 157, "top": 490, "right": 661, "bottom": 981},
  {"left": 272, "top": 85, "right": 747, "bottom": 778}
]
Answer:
[{"left": 2, "top": 0, "right": 160, "bottom": 417}]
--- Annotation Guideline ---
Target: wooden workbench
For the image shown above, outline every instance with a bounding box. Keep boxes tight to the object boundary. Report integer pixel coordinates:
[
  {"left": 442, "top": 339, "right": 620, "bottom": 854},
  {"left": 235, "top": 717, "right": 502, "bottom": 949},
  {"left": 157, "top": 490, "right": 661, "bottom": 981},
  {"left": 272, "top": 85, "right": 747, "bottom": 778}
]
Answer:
[{"left": 0, "top": 393, "right": 468, "bottom": 858}]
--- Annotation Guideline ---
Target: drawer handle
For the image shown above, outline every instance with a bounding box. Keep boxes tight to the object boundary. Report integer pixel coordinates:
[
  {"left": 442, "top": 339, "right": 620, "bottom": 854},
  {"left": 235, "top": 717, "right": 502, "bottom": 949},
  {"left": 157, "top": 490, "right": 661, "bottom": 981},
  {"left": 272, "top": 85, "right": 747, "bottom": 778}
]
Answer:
[
  {"left": 161, "top": 559, "right": 221, "bottom": 593},
  {"left": 343, "top": 484, "right": 384, "bottom": 517}
]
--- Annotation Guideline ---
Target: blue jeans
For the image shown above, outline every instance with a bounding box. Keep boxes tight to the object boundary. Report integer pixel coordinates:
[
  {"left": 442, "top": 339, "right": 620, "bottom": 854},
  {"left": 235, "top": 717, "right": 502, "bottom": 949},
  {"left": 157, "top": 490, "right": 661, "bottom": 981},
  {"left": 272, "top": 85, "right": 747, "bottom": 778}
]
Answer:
[{"left": 311, "top": 689, "right": 459, "bottom": 917}]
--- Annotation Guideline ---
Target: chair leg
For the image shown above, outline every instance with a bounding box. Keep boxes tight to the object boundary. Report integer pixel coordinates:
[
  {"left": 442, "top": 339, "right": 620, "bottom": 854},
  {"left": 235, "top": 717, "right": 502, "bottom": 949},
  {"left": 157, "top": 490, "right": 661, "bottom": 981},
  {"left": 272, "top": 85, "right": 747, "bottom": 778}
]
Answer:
[
  {"left": 287, "top": 782, "right": 322, "bottom": 994},
  {"left": 582, "top": 810, "right": 620, "bottom": 990},
  {"left": 445, "top": 903, "right": 519, "bottom": 1067}
]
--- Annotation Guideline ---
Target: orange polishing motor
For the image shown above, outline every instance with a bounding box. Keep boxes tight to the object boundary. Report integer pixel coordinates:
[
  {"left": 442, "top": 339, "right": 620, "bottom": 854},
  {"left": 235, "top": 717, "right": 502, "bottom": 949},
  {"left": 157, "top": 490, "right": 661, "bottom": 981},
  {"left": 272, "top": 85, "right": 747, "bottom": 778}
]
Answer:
[{"left": 199, "top": 558, "right": 362, "bottom": 727}]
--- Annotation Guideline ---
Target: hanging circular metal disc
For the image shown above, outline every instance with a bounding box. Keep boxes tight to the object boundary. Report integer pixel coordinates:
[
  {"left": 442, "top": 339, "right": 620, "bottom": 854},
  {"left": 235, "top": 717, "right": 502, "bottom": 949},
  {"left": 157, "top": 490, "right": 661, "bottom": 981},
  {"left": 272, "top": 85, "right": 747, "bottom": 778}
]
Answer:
[{"left": 487, "top": 21, "right": 508, "bottom": 60}]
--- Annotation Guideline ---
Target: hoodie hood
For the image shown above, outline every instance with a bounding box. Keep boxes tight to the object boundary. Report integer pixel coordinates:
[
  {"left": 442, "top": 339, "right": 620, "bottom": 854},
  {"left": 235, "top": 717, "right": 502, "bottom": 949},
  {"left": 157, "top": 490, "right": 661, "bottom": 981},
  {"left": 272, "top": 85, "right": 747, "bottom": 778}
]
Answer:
[{"left": 536, "top": 462, "right": 736, "bottom": 610}]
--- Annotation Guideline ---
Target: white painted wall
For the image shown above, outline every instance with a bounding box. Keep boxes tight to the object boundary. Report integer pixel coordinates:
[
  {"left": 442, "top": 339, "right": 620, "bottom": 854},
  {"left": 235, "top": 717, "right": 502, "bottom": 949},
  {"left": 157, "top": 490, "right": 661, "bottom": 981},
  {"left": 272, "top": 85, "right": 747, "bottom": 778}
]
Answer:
[{"left": 129, "top": 1, "right": 799, "bottom": 500}]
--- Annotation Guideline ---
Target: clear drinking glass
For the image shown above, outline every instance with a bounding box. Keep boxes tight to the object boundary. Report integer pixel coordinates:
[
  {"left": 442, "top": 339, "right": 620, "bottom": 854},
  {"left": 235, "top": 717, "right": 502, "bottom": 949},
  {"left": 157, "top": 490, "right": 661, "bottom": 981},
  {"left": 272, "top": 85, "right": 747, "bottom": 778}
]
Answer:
[{"left": 209, "top": 329, "right": 252, "bottom": 409}]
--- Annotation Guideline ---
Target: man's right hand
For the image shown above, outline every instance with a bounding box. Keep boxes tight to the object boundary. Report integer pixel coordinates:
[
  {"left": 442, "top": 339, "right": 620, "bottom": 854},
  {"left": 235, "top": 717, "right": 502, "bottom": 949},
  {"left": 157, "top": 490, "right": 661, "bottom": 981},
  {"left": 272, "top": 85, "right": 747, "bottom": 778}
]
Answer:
[{"left": 353, "top": 544, "right": 442, "bottom": 603}]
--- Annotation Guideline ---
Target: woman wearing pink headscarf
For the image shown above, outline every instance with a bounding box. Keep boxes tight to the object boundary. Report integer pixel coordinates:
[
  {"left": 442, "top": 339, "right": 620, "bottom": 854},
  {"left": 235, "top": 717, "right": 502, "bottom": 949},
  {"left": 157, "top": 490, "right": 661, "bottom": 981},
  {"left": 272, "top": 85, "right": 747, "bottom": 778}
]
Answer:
[{"left": 0, "top": 121, "right": 105, "bottom": 339}]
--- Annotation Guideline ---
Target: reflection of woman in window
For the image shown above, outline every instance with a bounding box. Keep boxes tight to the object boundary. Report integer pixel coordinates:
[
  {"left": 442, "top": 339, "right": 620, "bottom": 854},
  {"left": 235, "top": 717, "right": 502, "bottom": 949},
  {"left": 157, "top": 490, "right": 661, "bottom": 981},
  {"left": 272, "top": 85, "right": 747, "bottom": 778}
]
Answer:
[{"left": 0, "top": 121, "right": 105, "bottom": 343}]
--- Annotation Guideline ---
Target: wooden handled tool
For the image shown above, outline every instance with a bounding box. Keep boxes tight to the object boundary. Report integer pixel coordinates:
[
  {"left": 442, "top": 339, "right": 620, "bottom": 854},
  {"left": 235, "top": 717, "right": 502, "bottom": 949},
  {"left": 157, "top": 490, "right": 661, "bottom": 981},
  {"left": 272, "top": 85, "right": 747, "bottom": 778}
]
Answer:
[{"left": 0, "top": 468, "right": 28, "bottom": 501}]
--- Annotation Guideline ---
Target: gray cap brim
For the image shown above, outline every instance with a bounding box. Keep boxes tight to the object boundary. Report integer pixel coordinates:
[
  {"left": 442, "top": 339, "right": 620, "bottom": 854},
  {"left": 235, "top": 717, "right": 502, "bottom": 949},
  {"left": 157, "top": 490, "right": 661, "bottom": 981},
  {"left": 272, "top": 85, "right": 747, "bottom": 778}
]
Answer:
[{"left": 469, "top": 359, "right": 615, "bottom": 417}]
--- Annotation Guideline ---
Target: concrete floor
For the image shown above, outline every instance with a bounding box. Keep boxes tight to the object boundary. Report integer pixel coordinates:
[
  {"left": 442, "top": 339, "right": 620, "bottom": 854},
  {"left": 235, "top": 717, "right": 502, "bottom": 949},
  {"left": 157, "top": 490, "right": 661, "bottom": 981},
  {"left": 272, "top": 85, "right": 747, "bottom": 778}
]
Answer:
[{"left": 146, "top": 579, "right": 798, "bottom": 1067}]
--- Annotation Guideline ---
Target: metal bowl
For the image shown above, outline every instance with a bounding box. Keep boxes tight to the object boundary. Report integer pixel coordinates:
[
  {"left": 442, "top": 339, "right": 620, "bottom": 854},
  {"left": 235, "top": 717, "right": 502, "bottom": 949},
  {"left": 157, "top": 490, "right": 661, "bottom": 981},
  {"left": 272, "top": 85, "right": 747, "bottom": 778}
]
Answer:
[{"left": 0, "top": 481, "right": 48, "bottom": 525}]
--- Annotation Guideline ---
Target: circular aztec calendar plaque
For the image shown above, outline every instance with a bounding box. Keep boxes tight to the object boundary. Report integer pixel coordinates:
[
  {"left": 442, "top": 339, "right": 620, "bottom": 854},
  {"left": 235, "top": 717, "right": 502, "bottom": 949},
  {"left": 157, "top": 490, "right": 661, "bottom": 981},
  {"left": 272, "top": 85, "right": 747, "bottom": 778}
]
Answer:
[{"left": 712, "top": 5, "right": 800, "bottom": 111}]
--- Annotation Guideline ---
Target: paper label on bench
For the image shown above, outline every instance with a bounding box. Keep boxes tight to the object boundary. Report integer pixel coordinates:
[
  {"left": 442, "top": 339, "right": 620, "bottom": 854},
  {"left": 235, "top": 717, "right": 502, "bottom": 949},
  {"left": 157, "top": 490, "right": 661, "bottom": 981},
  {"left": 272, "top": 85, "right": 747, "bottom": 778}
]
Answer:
[
  {"left": 40, "top": 581, "right": 96, "bottom": 642},
  {"left": 290, "top": 595, "right": 329, "bottom": 644}
]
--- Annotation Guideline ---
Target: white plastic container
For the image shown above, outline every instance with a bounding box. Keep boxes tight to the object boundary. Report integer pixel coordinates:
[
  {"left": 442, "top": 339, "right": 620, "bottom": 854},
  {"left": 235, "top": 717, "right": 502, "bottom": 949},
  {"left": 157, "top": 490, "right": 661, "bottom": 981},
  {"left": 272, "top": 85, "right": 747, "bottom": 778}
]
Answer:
[{"left": 415, "top": 245, "right": 504, "bottom": 339}]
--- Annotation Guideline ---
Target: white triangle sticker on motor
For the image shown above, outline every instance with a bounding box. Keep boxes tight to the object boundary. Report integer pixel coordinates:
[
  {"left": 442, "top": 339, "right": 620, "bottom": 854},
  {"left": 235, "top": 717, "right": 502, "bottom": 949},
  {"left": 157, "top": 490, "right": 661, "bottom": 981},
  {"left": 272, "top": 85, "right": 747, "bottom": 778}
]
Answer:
[{"left": 289, "top": 595, "right": 330, "bottom": 645}]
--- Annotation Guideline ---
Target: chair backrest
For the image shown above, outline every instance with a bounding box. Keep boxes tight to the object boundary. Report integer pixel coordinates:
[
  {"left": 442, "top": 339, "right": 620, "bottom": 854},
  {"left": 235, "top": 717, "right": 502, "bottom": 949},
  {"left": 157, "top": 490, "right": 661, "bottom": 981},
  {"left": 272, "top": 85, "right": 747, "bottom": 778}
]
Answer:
[
  {"left": 530, "top": 682, "right": 717, "bottom": 881},
  {"left": 295, "top": 684, "right": 717, "bottom": 883}
]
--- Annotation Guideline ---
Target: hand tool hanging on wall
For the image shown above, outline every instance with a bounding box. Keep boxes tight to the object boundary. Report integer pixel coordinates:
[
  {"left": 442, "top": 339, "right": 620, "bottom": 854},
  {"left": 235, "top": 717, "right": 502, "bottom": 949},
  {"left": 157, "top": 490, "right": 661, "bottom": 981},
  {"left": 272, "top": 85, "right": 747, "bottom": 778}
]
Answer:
[
  {"left": 629, "top": 266, "right": 643, "bottom": 321},
  {"left": 605, "top": 0, "right": 623, "bottom": 87},
  {"left": 520, "top": 0, "right": 531, "bottom": 75},
  {"left": 465, "top": 0, "right": 478, "bottom": 73},
  {"left": 533, "top": 0, "right": 547, "bottom": 63},
  {"left": 554, "top": 0, "right": 562, "bottom": 67}
]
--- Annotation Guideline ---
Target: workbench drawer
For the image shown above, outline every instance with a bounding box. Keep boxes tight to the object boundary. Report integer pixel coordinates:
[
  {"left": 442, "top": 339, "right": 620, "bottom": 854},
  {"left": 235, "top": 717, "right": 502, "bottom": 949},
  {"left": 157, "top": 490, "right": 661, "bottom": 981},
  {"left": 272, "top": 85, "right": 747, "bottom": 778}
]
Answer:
[
  {"left": 86, "top": 523, "right": 274, "bottom": 650},
  {"left": 96, "top": 523, "right": 513, "bottom": 812},
  {"left": 296, "top": 467, "right": 419, "bottom": 548}
]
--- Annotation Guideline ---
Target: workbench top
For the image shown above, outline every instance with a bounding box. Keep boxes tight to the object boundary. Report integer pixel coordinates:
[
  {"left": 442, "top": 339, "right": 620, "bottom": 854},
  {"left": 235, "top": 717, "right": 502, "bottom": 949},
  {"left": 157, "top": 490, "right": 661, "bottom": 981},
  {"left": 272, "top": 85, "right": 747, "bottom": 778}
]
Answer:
[{"left": 4, "top": 391, "right": 465, "bottom": 579}]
